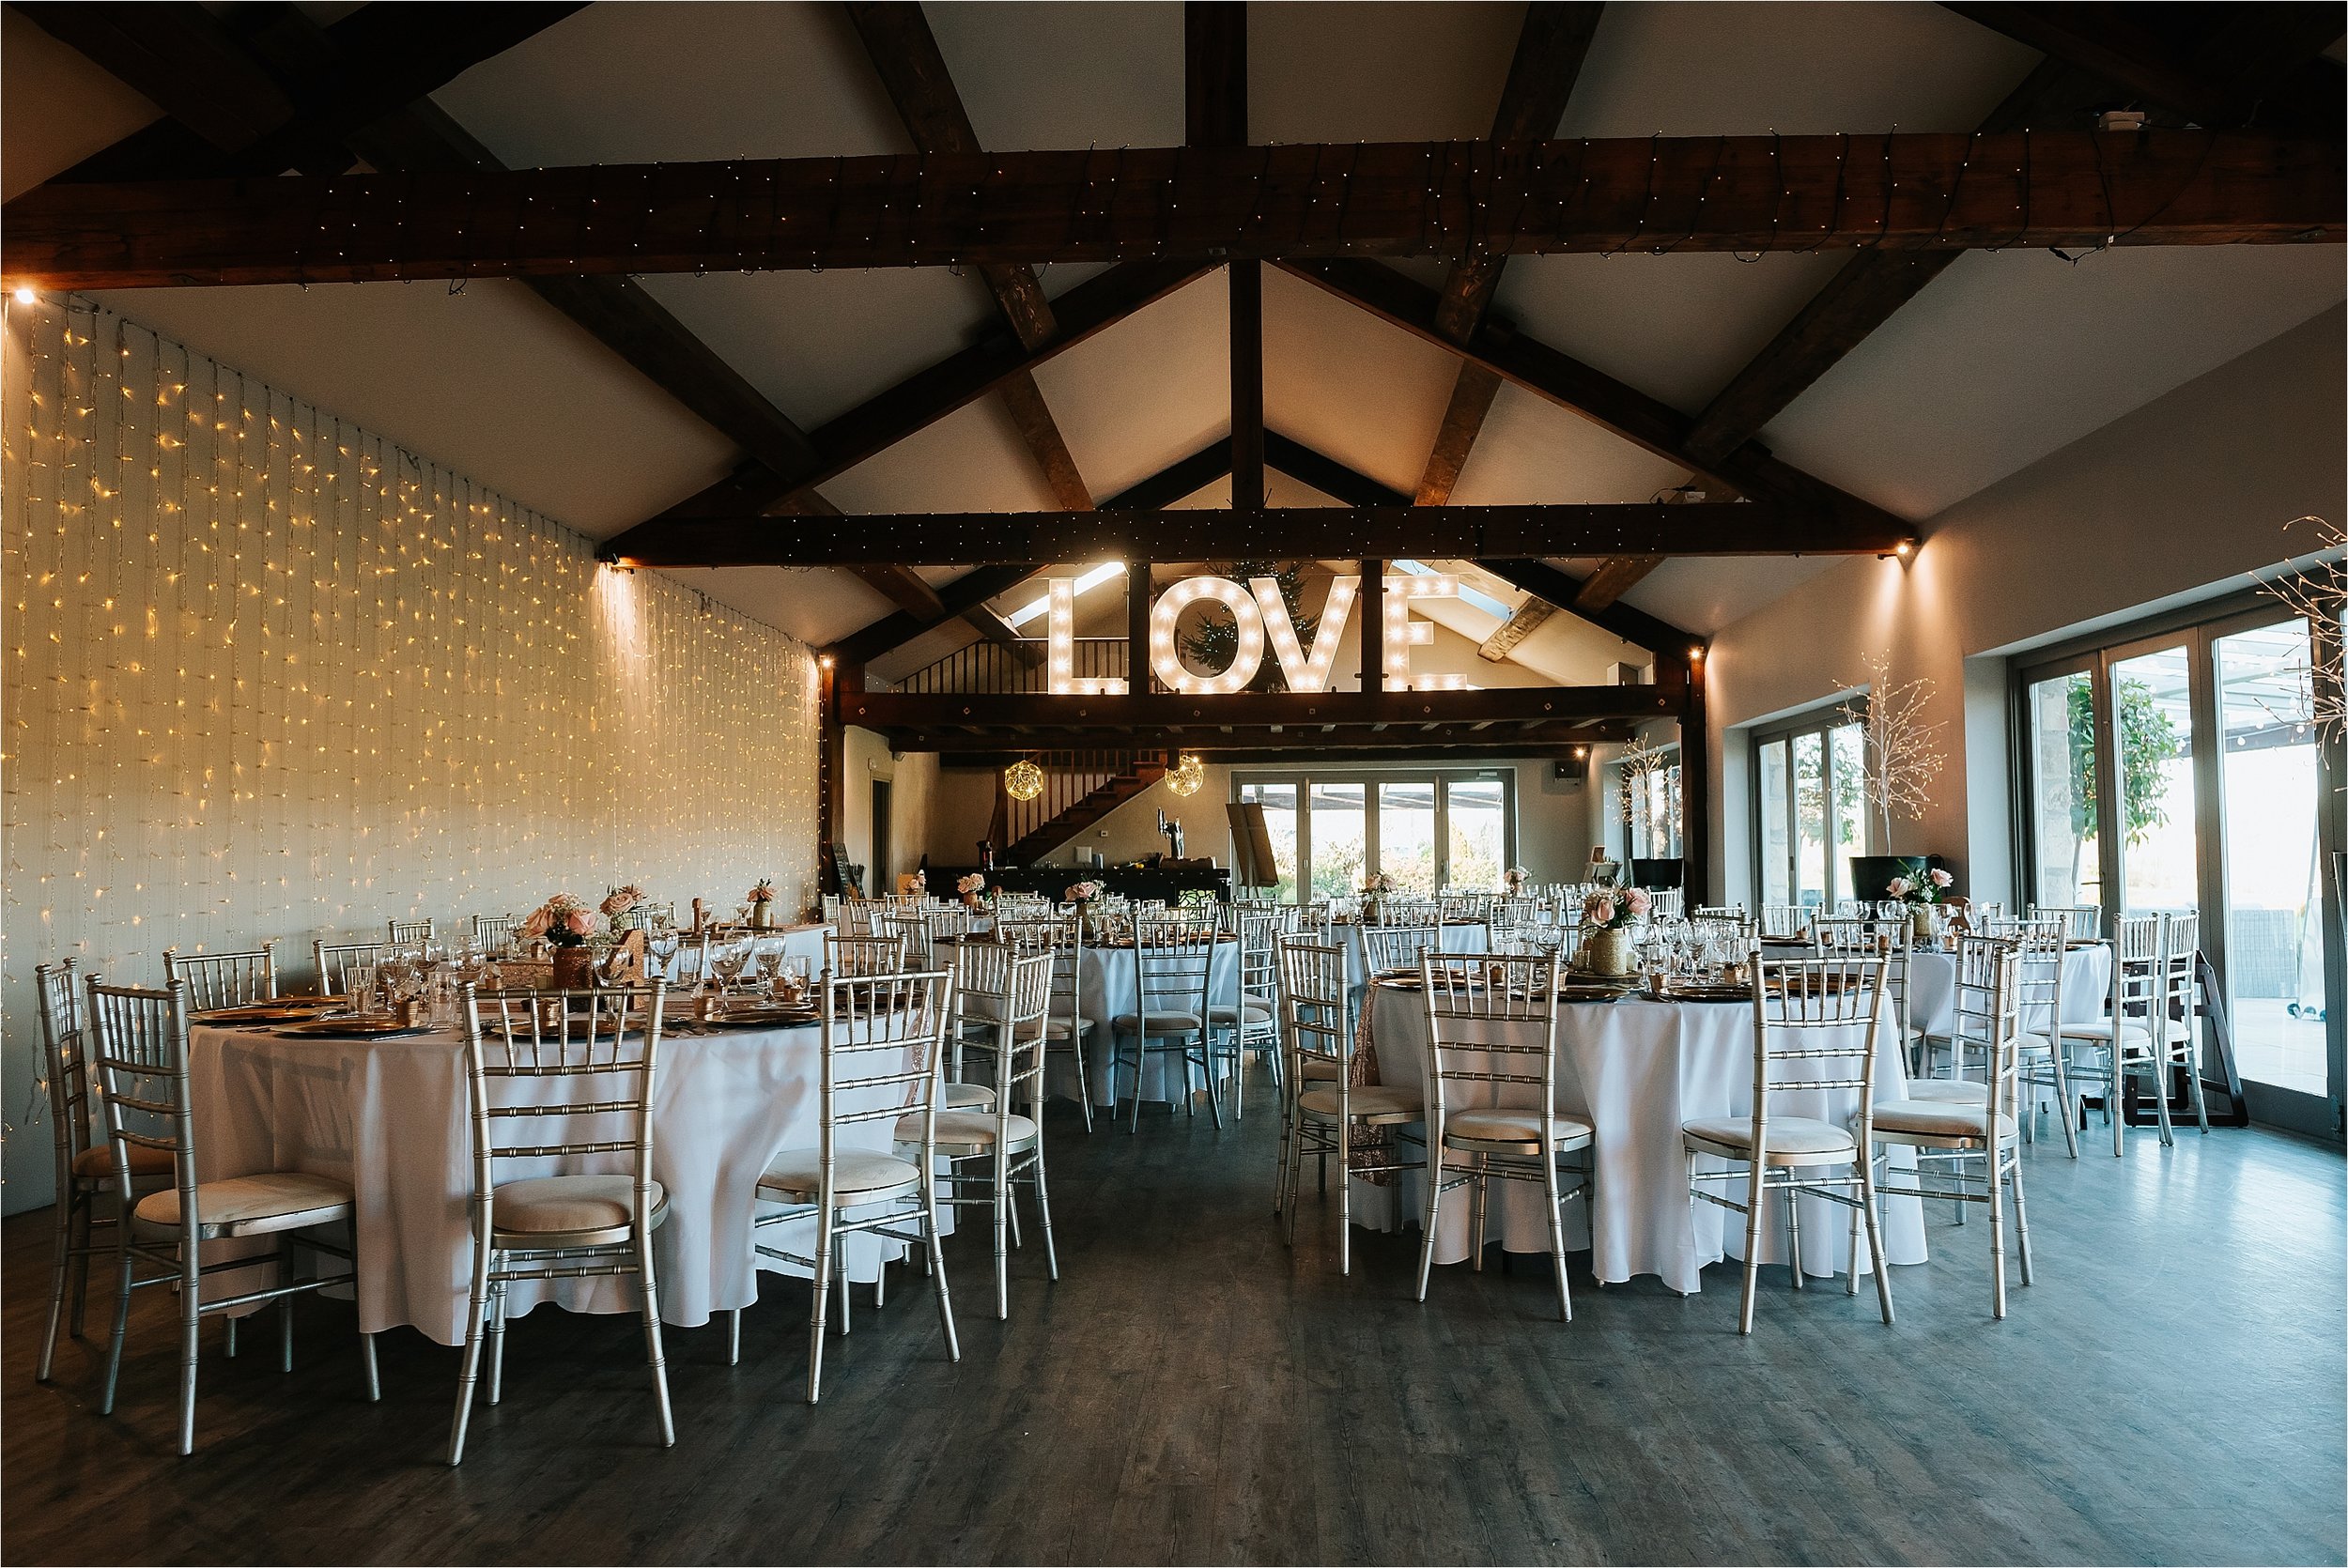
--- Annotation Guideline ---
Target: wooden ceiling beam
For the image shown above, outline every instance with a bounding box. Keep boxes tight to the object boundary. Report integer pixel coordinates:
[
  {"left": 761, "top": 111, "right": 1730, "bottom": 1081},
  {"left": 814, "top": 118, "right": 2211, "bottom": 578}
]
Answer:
[
  {"left": 1186, "top": 4, "right": 1264, "bottom": 514},
  {"left": 607, "top": 501, "right": 1906, "bottom": 567},
  {"left": 32, "top": 3, "right": 587, "bottom": 183},
  {"left": 846, "top": 685, "right": 1685, "bottom": 733},
  {"left": 1680, "top": 25, "right": 2340, "bottom": 469},
  {"left": 1479, "top": 558, "right": 1700, "bottom": 665},
  {"left": 842, "top": 1, "right": 1095, "bottom": 510},
  {"left": 12, "top": 131, "right": 2337, "bottom": 289},
  {"left": 921, "top": 731, "right": 1632, "bottom": 762},
  {"left": 608, "top": 257, "right": 1208, "bottom": 548},
  {"left": 821, "top": 445, "right": 1233, "bottom": 667},
  {"left": 1279, "top": 256, "right": 1903, "bottom": 534},
  {"left": 1476, "top": 595, "right": 1557, "bottom": 660},
  {"left": 1414, "top": 362, "right": 1505, "bottom": 505},
  {"left": 1572, "top": 555, "right": 1664, "bottom": 609}
]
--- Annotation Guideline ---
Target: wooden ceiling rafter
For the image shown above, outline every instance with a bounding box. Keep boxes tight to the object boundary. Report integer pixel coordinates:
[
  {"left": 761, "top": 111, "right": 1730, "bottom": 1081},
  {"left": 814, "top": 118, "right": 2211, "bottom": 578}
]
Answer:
[
  {"left": 847, "top": 684, "right": 1686, "bottom": 735},
  {"left": 1186, "top": 2, "right": 1265, "bottom": 514},
  {"left": 21, "top": 3, "right": 589, "bottom": 183},
  {"left": 1686, "top": 5, "right": 2347, "bottom": 469},
  {"left": 12, "top": 131, "right": 2337, "bottom": 290},
  {"left": 842, "top": 1, "right": 1096, "bottom": 511},
  {"left": 608, "top": 500, "right": 1904, "bottom": 568},
  {"left": 1479, "top": 558, "right": 1700, "bottom": 667},
  {"left": 821, "top": 441, "right": 1235, "bottom": 668},
  {"left": 1414, "top": 2, "right": 1605, "bottom": 553}
]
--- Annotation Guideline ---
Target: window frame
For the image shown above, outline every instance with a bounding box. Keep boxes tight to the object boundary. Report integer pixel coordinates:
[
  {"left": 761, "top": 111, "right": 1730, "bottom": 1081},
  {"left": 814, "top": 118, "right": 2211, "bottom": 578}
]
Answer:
[
  {"left": 1228, "top": 766, "right": 1518, "bottom": 895},
  {"left": 1748, "top": 699, "right": 1869, "bottom": 912}
]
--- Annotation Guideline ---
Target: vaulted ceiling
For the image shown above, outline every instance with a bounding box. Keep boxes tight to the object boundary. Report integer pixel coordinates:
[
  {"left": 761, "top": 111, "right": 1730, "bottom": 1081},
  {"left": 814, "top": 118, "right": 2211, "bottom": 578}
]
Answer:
[{"left": 8, "top": 0, "right": 2340, "bottom": 662}]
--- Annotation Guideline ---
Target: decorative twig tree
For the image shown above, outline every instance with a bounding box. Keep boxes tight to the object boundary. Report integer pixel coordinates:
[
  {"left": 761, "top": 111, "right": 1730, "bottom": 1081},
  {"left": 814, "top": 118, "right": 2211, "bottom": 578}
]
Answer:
[
  {"left": 1615, "top": 736, "right": 1679, "bottom": 838},
  {"left": 1841, "top": 649, "right": 1948, "bottom": 851},
  {"left": 2261, "top": 515, "right": 2346, "bottom": 748}
]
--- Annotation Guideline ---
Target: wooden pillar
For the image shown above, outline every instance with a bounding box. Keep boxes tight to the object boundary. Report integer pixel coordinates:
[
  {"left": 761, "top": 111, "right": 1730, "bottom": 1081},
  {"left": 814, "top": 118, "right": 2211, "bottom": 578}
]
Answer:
[
  {"left": 1358, "top": 561, "right": 1383, "bottom": 694},
  {"left": 816, "top": 656, "right": 847, "bottom": 897},
  {"left": 1129, "top": 561, "right": 1151, "bottom": 693},
  {"left": 1229, "top": 261, "right": 1264, "bottom": 511},
  {"left": 1680, "top": 648, "right": 1712, "bottom": 901}
]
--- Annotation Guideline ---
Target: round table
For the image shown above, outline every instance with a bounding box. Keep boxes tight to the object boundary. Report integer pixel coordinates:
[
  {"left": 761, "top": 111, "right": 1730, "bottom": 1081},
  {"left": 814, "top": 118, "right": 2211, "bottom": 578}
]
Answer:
[
  {"left": 1347, "top": 984, "right": 1927, "bottom": 1293},
  {"left": 1907, "top": 941, "right": 2111, "bottom": 1037}
]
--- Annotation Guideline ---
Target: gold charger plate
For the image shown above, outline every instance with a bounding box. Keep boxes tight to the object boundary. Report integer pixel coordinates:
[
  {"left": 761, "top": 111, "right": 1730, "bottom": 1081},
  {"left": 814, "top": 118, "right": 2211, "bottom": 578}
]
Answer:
[
  {"left": 199, "top": 998, "right": 345, "bottom": 1024},
  {"left": 703, "top": 1006, "right": 819, "bottom": 1029},
  {"left": 275, "top": 1016, "right": 434, "bottom": 1039}
]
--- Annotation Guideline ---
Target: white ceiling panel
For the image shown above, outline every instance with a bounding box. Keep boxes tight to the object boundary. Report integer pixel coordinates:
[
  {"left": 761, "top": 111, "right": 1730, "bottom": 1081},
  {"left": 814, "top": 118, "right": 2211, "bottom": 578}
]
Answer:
[
  {"left": 821, "top": 395, "right": 1060, "bottom": 516},
  {"left": 1263, "top": 265, "right": 1457, "bottom": 497},
  {"left": 1, "top": 6, "right": 162, "bottom": 199},
  {"left": 1250, "top": 2, "right": 1521, "bottom": 146},
  {"left": 932, "top": 2, "right": 1184, "bottom": 151},
  {"left": 1031, "top": 272, "right": 1229, "bottom": 501},
  {"left": 1449, "top": 382, "right": 1687, "bottom": 506},
  {"left": 1762, "top": 244, "right": 2348, "bottom": 519}
]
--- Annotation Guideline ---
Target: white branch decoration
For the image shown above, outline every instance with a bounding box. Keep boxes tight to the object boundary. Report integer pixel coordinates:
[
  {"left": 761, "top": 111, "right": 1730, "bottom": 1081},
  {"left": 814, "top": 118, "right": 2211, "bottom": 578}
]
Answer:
[
  {"left": 1842, "top": 649, "right": 1947, "bottom": 849},
  {"left": 1615, "top": 736, "right": 1679, "bottom": 833},
  {"left": 2261, "top": 515, "right": 2346, "bottom": 747}
]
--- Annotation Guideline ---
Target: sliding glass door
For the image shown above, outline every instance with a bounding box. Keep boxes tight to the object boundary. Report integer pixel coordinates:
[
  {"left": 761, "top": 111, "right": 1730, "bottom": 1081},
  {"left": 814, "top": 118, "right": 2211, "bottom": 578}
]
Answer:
[{"left": 2019, "top": 604, "right": 2344, "bottom": 1136}]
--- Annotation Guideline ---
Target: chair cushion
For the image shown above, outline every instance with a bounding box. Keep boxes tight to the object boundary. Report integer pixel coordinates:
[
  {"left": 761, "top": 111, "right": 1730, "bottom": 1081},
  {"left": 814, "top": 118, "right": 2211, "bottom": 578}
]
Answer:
[
  {"left": 492, "top": 1175, "right": 663, "bottom": 1237},
  {"left": 72, "top": 1144, "right": 173, "bottom": 1180},
  {"left": 1441, "top": 1106, "right": 1593, "bottom": 1147},
  {"left": 1683, "top": 1115, "right": 1856, "bottom": 1158},
  {"left": 943, "top": 1082, "right": 996, "bottom": 1110},
  {"left": 1902, "top": 1079, "right": 1990, "bottom": 1106},
  {"left": 1042, "top": 1014, "right": 1093, "bottom": 1038},
  {"left": 1112, "top": 1010, "right": 1202, "bottom": 1035},
  {"left": 1299, "top": 1057, "right": 1345, "bottom": 1082},
  {"left": 2056, "top": 1019, "right": 2155, "bottom": 1041},
  {"left": 1297, "top": 1084, "right": 1423, "bottom": 1120},
  {"left": 759, "top": 1147, "right": 922, "bottom": 1202},
  {"left": 897, "top": 1110, "right": 1039, "bottom": 1151},
  {"left": 1207, "top": 1001, "right": 1276, "bottom": 1025},
  {"left": 132, "top": 1171, "right": 353, "bottom": 1237},
  {"left": 1869, "top": 1099, "right": 2020, "bottom": 1142}
]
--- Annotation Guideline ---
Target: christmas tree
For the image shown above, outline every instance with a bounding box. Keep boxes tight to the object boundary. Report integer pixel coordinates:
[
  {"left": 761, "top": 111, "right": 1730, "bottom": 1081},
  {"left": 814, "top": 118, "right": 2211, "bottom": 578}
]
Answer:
[{"left": 1179, "top": 561, "right": 1319, "bottom": 691}]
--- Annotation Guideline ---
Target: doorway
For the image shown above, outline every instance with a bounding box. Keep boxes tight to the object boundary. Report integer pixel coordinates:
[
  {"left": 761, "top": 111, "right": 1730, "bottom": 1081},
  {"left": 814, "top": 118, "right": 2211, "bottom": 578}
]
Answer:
[{"left": 871, "top": 779, "right": 892, "bottom": 894}]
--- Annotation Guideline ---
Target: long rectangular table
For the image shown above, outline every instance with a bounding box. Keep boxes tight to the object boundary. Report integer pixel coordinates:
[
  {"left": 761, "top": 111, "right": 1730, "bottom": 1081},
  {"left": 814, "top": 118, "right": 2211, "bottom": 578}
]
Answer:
[{"left": 188, "top": 1013, "right": 936, "bottom": 1347}]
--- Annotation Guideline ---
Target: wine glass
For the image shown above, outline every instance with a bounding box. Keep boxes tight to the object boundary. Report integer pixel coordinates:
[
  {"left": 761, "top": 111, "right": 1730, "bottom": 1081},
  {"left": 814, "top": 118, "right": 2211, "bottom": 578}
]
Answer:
[
  {"left": 647, "top": 930, "right": 681, "bottom": 980},
  {"left": 710, "top": 941, "right": 750, "bottom": 992},
  {"left": 755, "top": 947, "right": 786, "bottom": 996}
]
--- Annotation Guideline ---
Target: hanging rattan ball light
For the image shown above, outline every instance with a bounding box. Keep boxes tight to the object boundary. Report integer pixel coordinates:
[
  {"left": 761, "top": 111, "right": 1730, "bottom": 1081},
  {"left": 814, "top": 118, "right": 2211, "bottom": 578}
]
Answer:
[
  {"left": 1165, "top": 752, "right": 1206, "bottom": 797},
  {"left": 1003, "top": 758, "right": 1045, "bottom": 801}
]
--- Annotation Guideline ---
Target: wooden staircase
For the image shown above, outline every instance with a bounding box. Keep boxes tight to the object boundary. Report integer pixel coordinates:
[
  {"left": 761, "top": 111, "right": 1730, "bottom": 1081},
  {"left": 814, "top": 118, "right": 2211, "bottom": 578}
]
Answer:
[{"left": 994, "top": 749, "right": 1173, "bottom": 865}]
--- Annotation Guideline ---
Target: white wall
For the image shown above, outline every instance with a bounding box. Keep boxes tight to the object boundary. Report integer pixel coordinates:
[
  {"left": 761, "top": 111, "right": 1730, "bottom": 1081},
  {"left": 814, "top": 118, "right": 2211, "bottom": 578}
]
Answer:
[
  {"left": 1707, "top": 304, "right": 2347, "bottom": 906},
  {"left": 840, "top": 728, "right": 938, "bottom": 892},
  {"left": 2, "top": 299, "right": 823, "bottom": 1214}
]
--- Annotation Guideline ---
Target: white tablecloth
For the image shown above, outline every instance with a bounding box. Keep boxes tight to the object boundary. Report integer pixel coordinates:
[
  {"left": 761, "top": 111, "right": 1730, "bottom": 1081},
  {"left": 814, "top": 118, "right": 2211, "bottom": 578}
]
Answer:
[
  {"left": 1064, "top": 938, "right": 1243, "bottom": 1106},
  {"left": 1907, "top": 942, "right": 2110, "bottom": 1037},
  {"left": 1351, "top": 988, "right": 1926, "bottom": 1294},
  {"left": 189, "top": 1014, "right": 937, "bottom": 1346}
]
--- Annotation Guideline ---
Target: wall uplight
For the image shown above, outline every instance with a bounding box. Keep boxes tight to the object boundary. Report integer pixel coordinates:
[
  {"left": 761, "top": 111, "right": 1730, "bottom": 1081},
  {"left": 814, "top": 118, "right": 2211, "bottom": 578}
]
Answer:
[{"left": 12, "top": 285, "right": 38, "bottom": 306}]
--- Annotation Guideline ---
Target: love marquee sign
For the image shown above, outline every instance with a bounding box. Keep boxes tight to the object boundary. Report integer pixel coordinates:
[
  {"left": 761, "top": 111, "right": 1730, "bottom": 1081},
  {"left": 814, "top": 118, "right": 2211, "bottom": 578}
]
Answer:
[{"left": 1046, "top": 570, "right": 1470, "bottom": 696}]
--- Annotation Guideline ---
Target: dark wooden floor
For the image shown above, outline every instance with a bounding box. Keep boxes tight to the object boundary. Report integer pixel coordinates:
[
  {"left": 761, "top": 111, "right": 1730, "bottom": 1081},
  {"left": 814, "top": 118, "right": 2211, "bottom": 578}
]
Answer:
[{"left": 7, "top": 1079, "right": 2343, "bottom": 1566}]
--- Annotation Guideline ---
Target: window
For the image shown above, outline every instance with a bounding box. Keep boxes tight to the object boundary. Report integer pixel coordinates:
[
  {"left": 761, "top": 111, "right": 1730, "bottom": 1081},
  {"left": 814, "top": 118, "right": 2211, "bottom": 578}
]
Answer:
[
  {"left": 1233, "top": 770, "right": 1518, "bottom": 894},
  {"left": 2016, "top": 595, "right": 2342, "bottom": 1135},
  {"left": 1751, "top": 708, "right": 1866, "bottom": 910}
]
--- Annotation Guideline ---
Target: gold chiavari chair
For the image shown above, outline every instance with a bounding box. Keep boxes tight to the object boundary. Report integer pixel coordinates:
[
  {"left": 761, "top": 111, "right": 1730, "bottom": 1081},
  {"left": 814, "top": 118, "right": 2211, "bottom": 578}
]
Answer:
[
  {"left": 2149, "top": 911, "right": 2212, "bottom": 1141},
  {"left": 942, "top": 941, "right": 1010, "bottom": 1115},
  {"left": 1360, "top": 924, "right": 1441, "bottom": 980},
  {"left": 1756, "top": 904, "right": 1807, "bottom": 939},
  {"left": 471, "top": 914, "right": 518, "bottom": 947},
  {"left": 1108, "top": 918, "right": 1219, "bottom": 1130},
  {"left": 34, "top": 961, "right": 171, "bottom": 1383},
  {"left": 826, "top": 930, "right": 909, "bottom": 978},
  {"left": 315, "top": 938, "right": 395, "bottom": 997},
  {"left": 906, "top": 948, "right": 1058, "bottom": 1319},
  {"left": 1275, "top": 940, "right": 1423, "bottom": 1271},
  {"left": 448, "top": 982, "right": 672, "bottom": 1465},
  {"left": 1211, "top": 908, "right": 1286, "bottom": 1113},
  {"left": 999, "top": 914, "right": 1096, "bottom": 1132},
  {"left": 2037, "top": 912, "right": 2159, "bottom": 1157},
  {"left": 879, "top": 909, "right": 938, "bottom": 968},
  {"left": 1861, "top": 940, "right": 2034, "bottom": 1317},
  {"left": 1999, "top": 920, "right": 2081, "bottom": 1157},
  {"left": 1415, "top": 950, "right": 1589, "bottom": 1318},
  {"left": 1683, "top": 948, "right": 1896, "bottom": 1334},
  {"left": 162, "top": 942, "right": 277, "bottom": 1010},
  {"left": 86, "top": 976, "right": 376, "bottom": 1454},
  {"left": 2030, "top": 903, "right": 2103, "bottom": 943},
  {"left": 748, "top": 969, "right": 960, "bottom": 1403},
  {"left": 387, "top": 918, "right": 435, "bottom": 945}
]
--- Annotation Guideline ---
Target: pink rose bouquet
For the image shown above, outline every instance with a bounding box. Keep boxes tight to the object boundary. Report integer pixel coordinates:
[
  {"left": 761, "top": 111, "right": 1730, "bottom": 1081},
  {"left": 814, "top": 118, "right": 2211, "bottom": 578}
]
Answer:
[
  {"left": 1063, "top": 880, "right": 1103, "bottom": 905},
  {"left": 520, "top": 893, "right": 603, "bottom": 948},
  {"left": 1581, "top": 885, "right": 1649, "bottom": 930}
]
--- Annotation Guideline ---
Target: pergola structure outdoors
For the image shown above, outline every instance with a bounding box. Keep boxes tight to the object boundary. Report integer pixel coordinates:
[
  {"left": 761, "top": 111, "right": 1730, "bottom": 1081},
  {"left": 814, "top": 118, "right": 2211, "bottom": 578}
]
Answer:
[{"left": 11, "top": 0, "right": 2342, "bottom": 894}]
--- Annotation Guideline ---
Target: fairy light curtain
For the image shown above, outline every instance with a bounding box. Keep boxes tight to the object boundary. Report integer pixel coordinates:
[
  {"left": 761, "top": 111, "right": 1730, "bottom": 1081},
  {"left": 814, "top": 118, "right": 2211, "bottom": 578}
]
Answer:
[{"left": 1, "top": 296, "right": 821, "bottom": 1209}]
